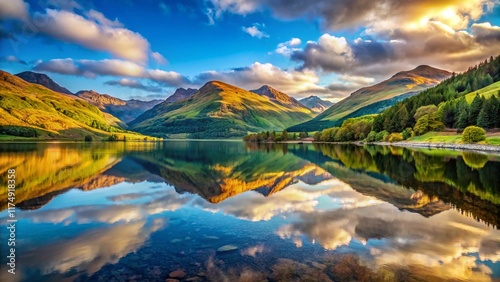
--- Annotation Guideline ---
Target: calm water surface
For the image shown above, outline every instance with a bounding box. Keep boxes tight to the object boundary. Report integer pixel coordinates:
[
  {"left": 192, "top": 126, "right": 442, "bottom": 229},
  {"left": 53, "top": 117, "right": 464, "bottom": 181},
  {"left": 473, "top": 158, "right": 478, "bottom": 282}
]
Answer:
[{"left": 0, "top": 141, "right": 499, "bottom": 282}]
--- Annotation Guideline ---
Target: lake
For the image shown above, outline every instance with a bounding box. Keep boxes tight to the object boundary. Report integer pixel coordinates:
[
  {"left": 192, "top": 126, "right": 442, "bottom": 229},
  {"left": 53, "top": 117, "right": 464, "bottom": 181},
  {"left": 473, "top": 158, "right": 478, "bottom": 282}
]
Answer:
[{"left": 0, "top": 141, "right": 499, "bottom": 282}]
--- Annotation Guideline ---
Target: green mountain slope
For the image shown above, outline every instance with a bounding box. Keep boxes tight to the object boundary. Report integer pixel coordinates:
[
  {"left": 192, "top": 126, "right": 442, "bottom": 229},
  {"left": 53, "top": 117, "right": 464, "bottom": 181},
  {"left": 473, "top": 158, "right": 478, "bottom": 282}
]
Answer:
[
  {"left": 250, "top": 85, "right": 314, "bottom": 114},
  {"left": 373, "top": 55, "right": 500, "bottom": 133},
  {"left": 0, "top": 70, "right": 135, "bottom": 139},
  {"left": 129, "top": 81, "right": 315, "bottom": 138},
  {"left": 289, "top": 65, "right": 451, "bottom": 131}
]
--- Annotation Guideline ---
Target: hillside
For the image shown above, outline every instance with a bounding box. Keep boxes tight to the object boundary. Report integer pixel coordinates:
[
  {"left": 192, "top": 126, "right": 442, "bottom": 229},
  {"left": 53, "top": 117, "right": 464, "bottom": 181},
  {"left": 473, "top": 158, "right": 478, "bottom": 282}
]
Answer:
[
  {"left": 0, "top": 70, "right": 136, "bottom": 139},
  {"left": 289, "top": 65, "right": 451, "bottom": 131},
  {"left": 16, "top": 71, "right": 73, "bottom": 95},
  {"left": 76, "top": 90, "right": 162, "bottom": 123},
  {"left": 129, "top": 81, "right": 315, "bottom": 138},
  {"left": 164, "top": 87, "right": 198, "bottom": 103},
  {"left": 250, "top": 85, "right": 314, "bottom": 114},
  {"left": 372, "top": 55, "right": 500, "bottom": 133},
  {"left": 299, "top": 95, "right": 333, "bottom": 113}
]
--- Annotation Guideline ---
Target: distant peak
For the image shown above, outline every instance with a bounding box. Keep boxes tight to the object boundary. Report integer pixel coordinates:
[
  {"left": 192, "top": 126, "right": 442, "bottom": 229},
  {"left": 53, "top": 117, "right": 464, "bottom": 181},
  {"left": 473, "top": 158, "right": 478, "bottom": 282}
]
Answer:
[{"left": 391, "top": 65, "right": 451, "bottom": 79}]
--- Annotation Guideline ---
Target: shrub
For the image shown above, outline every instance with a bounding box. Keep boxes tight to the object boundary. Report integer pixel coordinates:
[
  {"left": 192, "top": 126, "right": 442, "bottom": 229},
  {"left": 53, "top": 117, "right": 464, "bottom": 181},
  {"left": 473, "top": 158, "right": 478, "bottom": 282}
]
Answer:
[
  {"left": 413, "top": 114, "right": 445, "bottom": 136},
  {"left": 313, "top": 132, "right": 321, "bottom": 141},
  {"left": 84, "top": 135, "right": 93, "bottom": 142},
  {"left": 462, "top": 126, "right": 486, "bottom": 143},
  {"left": 375, "top": 130, "right": 389, "bottom": 142},
  {"left": 107, "top": 134, "right": 119, "bottom": 141},
  {"left": 365, "top": 131, "right": 377, "bottom": 142},
  {"left": 401, "top": 128, "right": 413, "bottom": 140},
  {"left": 387, "top": 133, "right": 404, "bottom": 142}
]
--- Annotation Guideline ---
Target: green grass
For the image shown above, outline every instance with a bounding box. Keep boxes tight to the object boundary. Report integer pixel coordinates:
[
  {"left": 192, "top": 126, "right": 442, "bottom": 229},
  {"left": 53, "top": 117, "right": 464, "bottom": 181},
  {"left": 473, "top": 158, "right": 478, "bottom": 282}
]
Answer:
[
  {"left": 408, "top": 131, "right": 500, "bottom": 145},
  {"left": 465, "top": 80, "right": 500, "bottom": 103}
]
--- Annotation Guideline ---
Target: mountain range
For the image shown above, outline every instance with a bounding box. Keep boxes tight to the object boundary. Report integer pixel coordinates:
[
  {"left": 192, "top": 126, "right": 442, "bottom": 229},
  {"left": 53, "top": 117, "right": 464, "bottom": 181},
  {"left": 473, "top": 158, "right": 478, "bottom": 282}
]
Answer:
[
  {"left": 288, "top": 65, "right": 451, "bottom": 132},
  {"left": 75, "top": 90, "right": 162, "bottom": 124},
  {"left": 1, "top": 64, "right": 457, "bottom": 139},
  {"left": 129, "top": 81, "right": 315, "bottom": 138}
]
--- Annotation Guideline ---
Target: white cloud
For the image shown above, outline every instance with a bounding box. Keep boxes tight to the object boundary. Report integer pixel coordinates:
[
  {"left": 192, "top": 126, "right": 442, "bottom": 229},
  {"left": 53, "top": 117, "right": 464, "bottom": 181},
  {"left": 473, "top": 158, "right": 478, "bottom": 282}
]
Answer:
[
  {"left": 151, "top": 52, "right": 168, "bottom": 65},
  {"left": 0, "top": 0, "right": 29, "bottom": 20},
  {"left": 34, "top": 58, "right": 189, "bottom": 87},
  {"left": 85, "top": 9, "right": 122, "bottom": 27},
  {"left": 33, "top": 9, "right": 150, "bottom": 62},
  {"left": 242, "top": 25, "right": 269, "bottom": 38},
  {"left": 275, "top": 38, "right": 302, "bottom": 56},
  {"left": 194, "top": 62, "right": 330, "bottom": 96}
]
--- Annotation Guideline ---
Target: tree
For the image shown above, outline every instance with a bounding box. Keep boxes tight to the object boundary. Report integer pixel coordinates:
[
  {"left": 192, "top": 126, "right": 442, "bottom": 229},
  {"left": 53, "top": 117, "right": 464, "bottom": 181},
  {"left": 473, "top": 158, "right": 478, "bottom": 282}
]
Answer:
[
  {"left": 313, "top": 132, "right": 321, "bottom": 141},
  {"left": 469, "top": 94, "right": 485, "bottom": 125},
  {"left": 282, "top": 130, "right": 288, "bottom": 140},
  {"left": 299, "top": 132, "right": 307, "bottom": 139},
  {"left": 414, "top": 114, "right": 445, "bottom": 136},
  {"left": 414, "top": 105, "right": 438, "bottom": 121},
  {"left": 84, "top": 135, "right": 93, "bottom": 142},
  {"left": 462, "top": 126, "right": 486, "bottom": 143},
  {"left": 477, "top": 95, "right": 499, "bottom": 129},
  {"left": 372, "top": 115, "right": 384, "bottom": 132},
  {"left": 455, "top": 98, "right": 470, "bottom": 129},
  {"left": 366, "top": 131, "right": 377, "bottom": 142}
]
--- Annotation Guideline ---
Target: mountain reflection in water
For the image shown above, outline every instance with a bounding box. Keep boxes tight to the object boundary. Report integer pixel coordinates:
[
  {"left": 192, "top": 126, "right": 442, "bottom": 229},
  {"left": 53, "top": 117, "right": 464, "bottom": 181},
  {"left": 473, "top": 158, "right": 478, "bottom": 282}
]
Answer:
[{"left": 0, "top": 141, "right": 499, "bottom": 282}]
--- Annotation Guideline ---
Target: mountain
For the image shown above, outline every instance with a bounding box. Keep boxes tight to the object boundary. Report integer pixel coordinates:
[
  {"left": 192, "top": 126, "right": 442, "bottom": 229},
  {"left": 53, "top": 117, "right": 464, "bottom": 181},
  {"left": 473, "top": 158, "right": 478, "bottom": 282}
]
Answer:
[
  {"left": 0, "top": 70, "right": 136, "bottom": 139},
  {"left": 75, "top": 90, "right": 162, "bottom": 124},
  {"left": 288, "top": 65, "right": 451, "bottom": 131},
  {"left": 15, "top": 71, "right": 73, "bottom": 95},
  {"left": 299, "top": 95, "right": 333, "bottom": 113},
  {"left": 129, "top": 81, "right": 315, "bottom": 139},
  {"left": 250, "top": 85, "right": 313, "bottom": 113},
  {"left": 164, "top": 87, "right": 198, "bottom": 103}
]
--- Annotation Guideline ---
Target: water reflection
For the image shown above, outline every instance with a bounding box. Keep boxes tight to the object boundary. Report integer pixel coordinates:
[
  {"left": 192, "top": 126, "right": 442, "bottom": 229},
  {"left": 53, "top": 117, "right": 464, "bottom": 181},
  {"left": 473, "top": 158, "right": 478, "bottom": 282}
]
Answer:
[{"left": 0, "top": 141, "right": 499, "bottom": 281}]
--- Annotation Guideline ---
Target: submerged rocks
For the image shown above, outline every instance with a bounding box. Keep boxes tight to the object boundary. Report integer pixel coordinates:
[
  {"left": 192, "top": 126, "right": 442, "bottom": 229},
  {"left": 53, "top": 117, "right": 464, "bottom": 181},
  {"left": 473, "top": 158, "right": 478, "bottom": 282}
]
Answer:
[
  {"left": 216, "top": 245, "right": 238, "bottom": 252},
  {"left": 169, "top": 269, "right": 186, "bottom": 279}
]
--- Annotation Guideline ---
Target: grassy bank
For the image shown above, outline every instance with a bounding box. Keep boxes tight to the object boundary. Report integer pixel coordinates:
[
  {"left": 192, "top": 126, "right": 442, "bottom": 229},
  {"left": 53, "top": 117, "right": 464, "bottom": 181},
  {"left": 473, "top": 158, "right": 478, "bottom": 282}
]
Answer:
[{"left": 407, "top": 131, "right": 500, "bottom": 145}]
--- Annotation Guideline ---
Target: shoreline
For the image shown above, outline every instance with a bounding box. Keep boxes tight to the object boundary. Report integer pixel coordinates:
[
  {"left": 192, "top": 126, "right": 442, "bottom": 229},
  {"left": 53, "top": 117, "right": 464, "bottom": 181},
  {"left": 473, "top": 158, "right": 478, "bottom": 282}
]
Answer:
[{"left": 369, "top": 141, "right": 500, "bottom": 153}]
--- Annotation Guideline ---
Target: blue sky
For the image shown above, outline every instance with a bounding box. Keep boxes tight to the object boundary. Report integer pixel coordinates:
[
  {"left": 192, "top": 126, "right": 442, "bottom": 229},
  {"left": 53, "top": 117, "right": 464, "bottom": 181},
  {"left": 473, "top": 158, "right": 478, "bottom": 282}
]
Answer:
[{"left": 1, "top": 0, "right": 500, "bottom": 101}]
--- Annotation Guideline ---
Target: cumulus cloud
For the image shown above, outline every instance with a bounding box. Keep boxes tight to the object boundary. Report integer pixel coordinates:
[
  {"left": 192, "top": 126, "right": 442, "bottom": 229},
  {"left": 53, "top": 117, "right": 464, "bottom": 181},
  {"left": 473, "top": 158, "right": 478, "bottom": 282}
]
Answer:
[
  {"left": 105, "top": 79, "right": 163, "bottom": 93},
  {"left": 3, "top": 2, "right": 153, "bottom": 63},
  {"left": 206, "top": 0, "right": 495, "bottom": 30},
  {"left": 471, "top": 22, "right": 500, "bottom": 44},
  {"left": 275, "top": 38, "right": 301, "bottom": 56},
  {"left": 208, "top": 0, "right": 500, "bottom": 77},
  {"left": 242, "top": 25, "right": 269, "bottom": 38},
  {"left": 194, "top": 62, "right": 329, "bottom": 97},
  {"left": 34, "top": 58, "right": 189, "bottom": 87},
  {"left": 291, "top": 34, "right": 354, "bottom": 73},
  {"left": 32, "top": 9, "right": 150, "bottom": 62}
]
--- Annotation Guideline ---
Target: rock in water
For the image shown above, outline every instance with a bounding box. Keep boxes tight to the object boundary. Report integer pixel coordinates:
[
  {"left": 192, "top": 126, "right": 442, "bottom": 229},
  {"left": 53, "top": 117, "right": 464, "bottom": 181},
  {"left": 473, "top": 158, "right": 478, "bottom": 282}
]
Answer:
[
  {"left": 217, "top": 245, "right": 238, "bottom": 252},
  {"left": 169, "top": 269, "right": 186, "bottom": 279}
]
